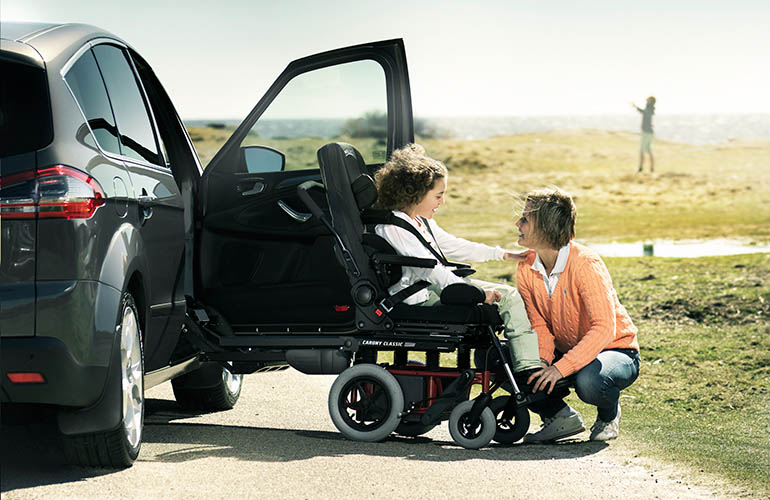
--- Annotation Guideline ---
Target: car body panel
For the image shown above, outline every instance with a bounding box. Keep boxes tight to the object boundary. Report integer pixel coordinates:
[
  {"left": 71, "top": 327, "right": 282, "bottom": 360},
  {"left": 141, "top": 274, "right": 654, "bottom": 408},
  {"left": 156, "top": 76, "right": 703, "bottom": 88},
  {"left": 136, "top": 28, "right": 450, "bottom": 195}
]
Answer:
[{"left": 1, "top": 23, "right": 191, "bottom": 406}]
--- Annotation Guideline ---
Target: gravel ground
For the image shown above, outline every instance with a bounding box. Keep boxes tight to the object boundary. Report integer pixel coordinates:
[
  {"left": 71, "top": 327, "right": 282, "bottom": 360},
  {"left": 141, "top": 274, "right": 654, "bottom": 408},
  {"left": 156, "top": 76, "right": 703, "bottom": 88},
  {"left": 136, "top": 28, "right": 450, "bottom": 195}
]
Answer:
[{"left": 1, "top": 369, "right": 736, "bottom": 500}]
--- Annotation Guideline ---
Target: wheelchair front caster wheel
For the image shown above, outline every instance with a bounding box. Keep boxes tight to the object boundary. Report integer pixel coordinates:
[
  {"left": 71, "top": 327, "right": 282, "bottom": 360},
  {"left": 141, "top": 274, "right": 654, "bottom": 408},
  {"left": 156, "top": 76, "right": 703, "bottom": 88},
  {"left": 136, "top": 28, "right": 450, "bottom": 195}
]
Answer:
[
  {"left": 490, "top": 396, "right": 530, "bottom": 444},
  {"left": 328, "top": 364, "right": 404, "bottom": 442},
  {"left": 448, "top": 400, "right": 495, "bottom": 449}
]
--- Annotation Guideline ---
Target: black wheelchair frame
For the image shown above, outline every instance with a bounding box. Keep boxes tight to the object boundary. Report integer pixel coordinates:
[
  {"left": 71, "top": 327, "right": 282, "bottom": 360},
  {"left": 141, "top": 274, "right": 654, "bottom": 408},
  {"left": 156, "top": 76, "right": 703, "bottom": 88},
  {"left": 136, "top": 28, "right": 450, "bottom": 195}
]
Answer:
[{"left": 185, "top": 142, "right": 571, "bottom": 448}]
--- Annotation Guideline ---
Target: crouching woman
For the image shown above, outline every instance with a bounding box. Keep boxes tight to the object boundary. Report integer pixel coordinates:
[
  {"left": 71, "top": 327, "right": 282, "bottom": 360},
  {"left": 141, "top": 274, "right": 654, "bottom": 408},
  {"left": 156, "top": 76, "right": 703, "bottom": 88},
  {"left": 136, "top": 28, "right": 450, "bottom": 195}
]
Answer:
[{"left": 517, "top": 188, "right": 640, "bottom": 442}]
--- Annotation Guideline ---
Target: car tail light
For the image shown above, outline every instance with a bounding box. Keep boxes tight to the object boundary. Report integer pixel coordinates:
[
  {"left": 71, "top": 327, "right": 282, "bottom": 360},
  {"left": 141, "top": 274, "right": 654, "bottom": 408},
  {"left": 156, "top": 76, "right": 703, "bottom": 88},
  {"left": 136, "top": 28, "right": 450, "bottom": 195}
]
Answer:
[
  {"left": 7, "top": 372, "right": 46, "bottom": 383},
  {"left": 0, "top": 165, "right": 105, "bottom": 220}
]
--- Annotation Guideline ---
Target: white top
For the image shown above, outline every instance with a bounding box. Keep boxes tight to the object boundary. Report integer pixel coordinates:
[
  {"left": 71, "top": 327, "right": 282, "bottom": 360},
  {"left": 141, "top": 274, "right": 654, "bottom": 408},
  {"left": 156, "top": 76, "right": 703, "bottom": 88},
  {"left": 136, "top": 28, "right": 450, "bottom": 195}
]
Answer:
[
  {"left": 532, "top": 244, "right": 571, "bottom": 297},
  {"left": 375, "top": 211, "right": 506, "bottom": 304}
]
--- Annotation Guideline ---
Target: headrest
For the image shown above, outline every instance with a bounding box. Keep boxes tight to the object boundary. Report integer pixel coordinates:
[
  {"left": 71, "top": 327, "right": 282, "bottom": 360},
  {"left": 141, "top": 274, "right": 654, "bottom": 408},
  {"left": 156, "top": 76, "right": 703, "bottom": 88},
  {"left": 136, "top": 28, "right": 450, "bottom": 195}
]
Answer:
[{"left": 351, "top": 174, "right": 377, "bottom": 209}]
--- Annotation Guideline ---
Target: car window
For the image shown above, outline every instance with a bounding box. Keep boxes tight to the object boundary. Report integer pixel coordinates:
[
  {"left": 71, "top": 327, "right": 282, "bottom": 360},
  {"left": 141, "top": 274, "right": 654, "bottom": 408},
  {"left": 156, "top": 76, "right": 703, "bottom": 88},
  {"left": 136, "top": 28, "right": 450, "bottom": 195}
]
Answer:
[
  {"left": 0, "top": 60, "right": 53, "bottom": 158},
  {"left": 92, "top": 44, "right": 162, "bottom": 166},
  {"left": 241, "top": 59, "right": 387, "bottom": 172},
  {"left": 63, "top": 50, "right": 122, "bottom": 156}
]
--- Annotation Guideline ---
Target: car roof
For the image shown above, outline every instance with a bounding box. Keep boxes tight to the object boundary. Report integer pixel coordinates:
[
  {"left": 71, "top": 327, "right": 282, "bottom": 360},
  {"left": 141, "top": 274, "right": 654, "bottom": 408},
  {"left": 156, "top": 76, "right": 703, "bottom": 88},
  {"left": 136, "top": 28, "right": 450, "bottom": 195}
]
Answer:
[
  {"left": 0, "top": 21, "right": 59, "bottom": 41},
  {"left": 1, "top": 21, "right": 129, "bottom": 70}
]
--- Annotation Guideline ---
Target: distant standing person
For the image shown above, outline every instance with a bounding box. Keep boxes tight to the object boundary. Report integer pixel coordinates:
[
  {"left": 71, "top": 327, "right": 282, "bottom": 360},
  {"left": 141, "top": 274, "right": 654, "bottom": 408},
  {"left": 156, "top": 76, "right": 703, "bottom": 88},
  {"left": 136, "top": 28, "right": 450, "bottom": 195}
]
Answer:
[{"left": 633, "top": 96, "right": 656, "bottom": 172}]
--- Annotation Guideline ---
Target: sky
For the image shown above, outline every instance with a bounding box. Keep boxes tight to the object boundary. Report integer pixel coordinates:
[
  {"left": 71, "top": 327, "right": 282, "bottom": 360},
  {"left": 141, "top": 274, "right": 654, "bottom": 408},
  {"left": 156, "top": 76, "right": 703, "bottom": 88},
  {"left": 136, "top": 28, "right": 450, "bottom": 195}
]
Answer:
[{"left": 3, "top": 0, "right": 769, "bottom": 121}]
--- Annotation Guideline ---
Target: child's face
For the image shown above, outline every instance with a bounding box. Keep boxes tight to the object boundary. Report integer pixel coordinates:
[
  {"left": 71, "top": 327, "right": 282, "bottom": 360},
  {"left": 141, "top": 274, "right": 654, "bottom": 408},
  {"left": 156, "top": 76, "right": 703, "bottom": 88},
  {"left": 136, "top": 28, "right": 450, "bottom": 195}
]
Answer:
[{"left": 412, "top": 177, "right": 447, "bottom": 219}]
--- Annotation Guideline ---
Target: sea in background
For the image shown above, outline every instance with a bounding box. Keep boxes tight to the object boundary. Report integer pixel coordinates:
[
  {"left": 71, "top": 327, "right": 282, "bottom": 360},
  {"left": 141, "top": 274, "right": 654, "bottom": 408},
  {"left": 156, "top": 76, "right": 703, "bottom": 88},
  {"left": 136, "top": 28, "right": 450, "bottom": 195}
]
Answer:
[{"left": 185, "top": 113, "right": 770, "bottom": 145}]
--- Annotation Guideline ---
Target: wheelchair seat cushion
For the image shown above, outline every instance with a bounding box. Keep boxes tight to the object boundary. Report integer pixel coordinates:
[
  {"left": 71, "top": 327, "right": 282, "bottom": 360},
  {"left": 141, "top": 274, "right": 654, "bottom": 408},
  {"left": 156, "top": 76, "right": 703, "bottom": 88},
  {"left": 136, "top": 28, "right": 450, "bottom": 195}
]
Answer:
[{"left": 440, "top": 282, "right": 485, "bottom": 305}]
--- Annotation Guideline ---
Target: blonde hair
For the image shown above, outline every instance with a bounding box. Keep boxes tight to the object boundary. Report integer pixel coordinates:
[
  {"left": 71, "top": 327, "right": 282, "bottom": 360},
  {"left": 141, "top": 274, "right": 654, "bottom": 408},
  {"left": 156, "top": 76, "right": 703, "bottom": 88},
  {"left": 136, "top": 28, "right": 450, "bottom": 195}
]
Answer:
[
  {"left": 375, "top": 144, "right": 448, "bottom": 211},
  {"left": 524, "top": 188, "right": 577, "bottom": 249}
]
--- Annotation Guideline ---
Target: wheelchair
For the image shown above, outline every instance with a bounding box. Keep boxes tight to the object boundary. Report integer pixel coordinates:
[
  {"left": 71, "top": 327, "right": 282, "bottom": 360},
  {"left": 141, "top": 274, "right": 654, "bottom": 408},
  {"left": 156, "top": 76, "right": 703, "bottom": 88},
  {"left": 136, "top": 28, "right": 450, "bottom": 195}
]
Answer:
[
  {"left": 186, "top": 141, "right": 571, "bottom": 449},
  {"left": 298, "top": 142, "right": 573, "bottom": 448}
]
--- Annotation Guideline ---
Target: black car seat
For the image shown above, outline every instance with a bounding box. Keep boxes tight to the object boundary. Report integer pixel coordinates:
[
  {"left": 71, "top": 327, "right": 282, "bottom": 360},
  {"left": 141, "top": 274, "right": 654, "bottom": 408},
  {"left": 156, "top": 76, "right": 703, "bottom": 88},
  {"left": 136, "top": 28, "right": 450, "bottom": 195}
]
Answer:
[{"left": 304, "top": 142, "right": 502, "bottom": 332}]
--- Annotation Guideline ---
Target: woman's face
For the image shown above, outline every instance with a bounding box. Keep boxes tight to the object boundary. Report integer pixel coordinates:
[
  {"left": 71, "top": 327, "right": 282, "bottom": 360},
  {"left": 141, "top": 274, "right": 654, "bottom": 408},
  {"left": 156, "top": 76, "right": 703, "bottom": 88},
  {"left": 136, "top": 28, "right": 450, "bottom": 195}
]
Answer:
[
  {"left": 515, "top": 206, "right": 541, "bottom": 249},
  {"left": 411, "top": 177, "right": 447, "bottom": 219}
]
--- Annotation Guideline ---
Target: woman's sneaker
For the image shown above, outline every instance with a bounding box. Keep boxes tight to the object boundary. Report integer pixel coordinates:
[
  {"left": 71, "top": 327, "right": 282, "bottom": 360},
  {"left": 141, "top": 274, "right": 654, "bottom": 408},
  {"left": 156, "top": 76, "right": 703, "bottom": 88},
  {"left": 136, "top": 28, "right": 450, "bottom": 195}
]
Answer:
[
  {"left": 523, "top": 406, "right": 585, "bottom": 443},
  {"left": 589, "top": 402, "right": 621, "bottom": 441}
]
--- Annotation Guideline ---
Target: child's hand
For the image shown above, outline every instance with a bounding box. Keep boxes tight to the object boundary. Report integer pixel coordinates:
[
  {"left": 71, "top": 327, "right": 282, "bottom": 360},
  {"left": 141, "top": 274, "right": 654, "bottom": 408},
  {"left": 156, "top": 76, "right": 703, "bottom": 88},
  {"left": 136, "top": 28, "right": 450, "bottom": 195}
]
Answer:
[
  {"left": 503, "top": 250, "right": 532, "bottom": 262},
  {"left": 484, "top": 290, "right": 502, "bottom": 304}
]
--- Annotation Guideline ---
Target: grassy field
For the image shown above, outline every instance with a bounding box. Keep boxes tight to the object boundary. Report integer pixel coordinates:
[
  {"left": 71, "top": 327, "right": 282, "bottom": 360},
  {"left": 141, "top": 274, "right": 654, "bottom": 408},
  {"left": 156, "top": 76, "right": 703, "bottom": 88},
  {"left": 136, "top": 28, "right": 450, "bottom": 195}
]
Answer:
[
  {"left": 189, "top": 126, "right": 770, "bottom": 245},
  {"left": 188, "top": 125, "right": 770, "bottom": 495},
  {"left": 473, "top": 254, "right": 770, "bottom": 497}
]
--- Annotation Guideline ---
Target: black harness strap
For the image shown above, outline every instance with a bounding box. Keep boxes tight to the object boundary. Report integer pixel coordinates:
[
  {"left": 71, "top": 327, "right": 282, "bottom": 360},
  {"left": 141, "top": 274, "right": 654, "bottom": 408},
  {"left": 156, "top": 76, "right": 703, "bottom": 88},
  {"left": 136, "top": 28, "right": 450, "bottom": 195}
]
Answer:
[
  {"left": 384, "top": 215, "right": 471, "bottom": 269},
  {"left": 378, "top": 280, "right": 431, "bottom": 312},
  {"left": 419, "top": 216, "right": 449, "bottom": 262},
  {"left": 384, "top": 215, "right": 475, "bottom": 279}
]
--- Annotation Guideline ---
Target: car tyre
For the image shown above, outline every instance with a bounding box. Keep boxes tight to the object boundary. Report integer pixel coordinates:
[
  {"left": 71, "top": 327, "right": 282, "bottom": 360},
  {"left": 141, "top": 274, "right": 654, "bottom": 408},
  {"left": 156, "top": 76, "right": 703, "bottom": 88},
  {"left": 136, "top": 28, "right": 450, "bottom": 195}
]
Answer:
[
  {"left": 172, "top": 362, "right": 243, "bottom": 411},
  {"left": 61, "top": 292, "right": 144, "bottom": 467}
]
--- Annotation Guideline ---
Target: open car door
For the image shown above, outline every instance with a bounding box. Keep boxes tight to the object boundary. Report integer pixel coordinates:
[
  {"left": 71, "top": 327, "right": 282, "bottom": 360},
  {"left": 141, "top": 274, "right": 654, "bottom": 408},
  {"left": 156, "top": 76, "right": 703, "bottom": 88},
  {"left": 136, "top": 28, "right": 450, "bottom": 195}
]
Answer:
[{"left": 196, "top": 39, "right": 413, "bottom": 330}]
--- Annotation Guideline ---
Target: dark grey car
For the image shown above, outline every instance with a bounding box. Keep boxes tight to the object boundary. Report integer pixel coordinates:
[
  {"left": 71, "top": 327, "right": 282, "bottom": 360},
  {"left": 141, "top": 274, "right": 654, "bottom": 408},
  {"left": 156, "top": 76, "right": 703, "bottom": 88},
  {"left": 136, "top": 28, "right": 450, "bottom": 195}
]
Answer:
[
  {"left": 0, "top": 22, "right": 236, "bottom": 467},
  {"left": 1, "top": 22, "right": 413, "bottom": 467}
]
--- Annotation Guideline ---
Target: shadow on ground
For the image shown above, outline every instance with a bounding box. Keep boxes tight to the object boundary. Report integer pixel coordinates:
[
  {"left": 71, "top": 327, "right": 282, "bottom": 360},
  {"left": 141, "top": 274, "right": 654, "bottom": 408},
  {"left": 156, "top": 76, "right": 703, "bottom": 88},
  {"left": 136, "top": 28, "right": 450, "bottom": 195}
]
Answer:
[{"left": 1, "top": 397, "right": 607, "bottom": 492}]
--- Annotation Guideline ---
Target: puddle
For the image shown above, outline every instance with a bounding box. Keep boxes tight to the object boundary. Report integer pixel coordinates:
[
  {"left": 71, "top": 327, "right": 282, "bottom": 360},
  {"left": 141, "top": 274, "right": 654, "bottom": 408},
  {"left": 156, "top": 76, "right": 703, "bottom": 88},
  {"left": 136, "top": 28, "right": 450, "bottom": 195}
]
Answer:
[{"left": 585, "top": 239, "right": 770, "bottom": 258}]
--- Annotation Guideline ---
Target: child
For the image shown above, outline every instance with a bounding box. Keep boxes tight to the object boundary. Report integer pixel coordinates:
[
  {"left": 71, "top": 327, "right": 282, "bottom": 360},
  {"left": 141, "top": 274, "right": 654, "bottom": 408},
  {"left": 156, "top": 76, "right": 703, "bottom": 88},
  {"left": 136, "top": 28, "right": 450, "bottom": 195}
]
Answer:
[
  {"left": 373, "top": 143, "right": 540, "bottom": 374},
  {"left": 633, "top": 96, "right": 656, "bottom": 172}
]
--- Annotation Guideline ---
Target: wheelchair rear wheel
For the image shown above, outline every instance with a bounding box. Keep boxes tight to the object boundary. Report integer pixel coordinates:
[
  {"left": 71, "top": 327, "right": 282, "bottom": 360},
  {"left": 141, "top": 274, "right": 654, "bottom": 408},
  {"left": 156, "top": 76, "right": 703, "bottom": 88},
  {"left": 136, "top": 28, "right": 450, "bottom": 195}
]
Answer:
[
  {"left": 489, "top": 396, "right": 530, "bottom": 444},
  {"left": 329, "top": 364, "right": 404, "bottom": 442},
  {"left": 448, "top": 400, "right": 495, "bottom": 449}
]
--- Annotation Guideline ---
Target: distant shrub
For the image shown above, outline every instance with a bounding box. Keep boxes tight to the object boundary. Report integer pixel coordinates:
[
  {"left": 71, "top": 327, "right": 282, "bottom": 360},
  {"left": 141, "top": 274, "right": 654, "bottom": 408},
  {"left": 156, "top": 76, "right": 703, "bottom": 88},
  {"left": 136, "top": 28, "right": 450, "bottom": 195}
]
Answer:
[
  {"left": 207, "top": 122, "right": 226, "bottom": 129},
  {"left": 415, "top": 118, "right": 440, "bottom": 139},
  {"left": 342, "top": 110, "right": 440, "bottom": 139},
  {"left": 342, "top": 111, "right": 387, "bottom": 138}
]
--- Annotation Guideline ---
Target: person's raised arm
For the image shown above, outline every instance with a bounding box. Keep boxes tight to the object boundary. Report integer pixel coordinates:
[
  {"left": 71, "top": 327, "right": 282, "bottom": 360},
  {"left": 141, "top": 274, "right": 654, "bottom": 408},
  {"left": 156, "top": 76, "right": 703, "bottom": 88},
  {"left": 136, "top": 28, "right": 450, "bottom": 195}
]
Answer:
[{"left": 429, "top": 219, "right": 506, "bottom": 262}]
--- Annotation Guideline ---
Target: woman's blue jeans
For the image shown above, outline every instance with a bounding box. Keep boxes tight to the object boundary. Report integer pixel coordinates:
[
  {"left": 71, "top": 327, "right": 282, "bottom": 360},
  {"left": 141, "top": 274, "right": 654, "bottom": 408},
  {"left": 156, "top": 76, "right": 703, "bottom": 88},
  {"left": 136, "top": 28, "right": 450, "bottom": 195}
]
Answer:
[{"left": 532, "top": 349, "right": 640, "bottom": 421}]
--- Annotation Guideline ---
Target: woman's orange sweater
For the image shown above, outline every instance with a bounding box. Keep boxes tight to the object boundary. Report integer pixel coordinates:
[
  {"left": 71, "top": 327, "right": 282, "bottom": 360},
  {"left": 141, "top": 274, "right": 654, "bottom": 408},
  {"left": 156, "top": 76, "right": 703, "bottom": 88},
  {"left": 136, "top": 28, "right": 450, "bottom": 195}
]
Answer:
[{"left": 516, "top": 241, "right": 639, "bottom": 377}]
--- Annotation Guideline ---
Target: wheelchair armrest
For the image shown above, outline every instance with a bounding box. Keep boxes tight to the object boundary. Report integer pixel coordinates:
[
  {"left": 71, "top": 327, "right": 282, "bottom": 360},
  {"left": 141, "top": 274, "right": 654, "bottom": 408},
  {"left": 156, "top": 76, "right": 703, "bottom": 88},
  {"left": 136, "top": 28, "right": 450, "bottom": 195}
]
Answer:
[
  {"left": 372, "top": 253, "right": 436, "bottom": 268},
  {"left": 452, "top": 268, "right": 476, "bottom": 278},
  {"left": 440, "top": 282, "right": 485, "bottom": 305}
]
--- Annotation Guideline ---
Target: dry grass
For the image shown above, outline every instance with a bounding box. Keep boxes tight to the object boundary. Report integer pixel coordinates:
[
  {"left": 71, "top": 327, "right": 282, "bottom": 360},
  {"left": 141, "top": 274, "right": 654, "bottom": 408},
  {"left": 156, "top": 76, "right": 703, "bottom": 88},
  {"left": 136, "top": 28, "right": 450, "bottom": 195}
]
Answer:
[
  {"left": 419, "top": 130, "right": 770, "bottom": 245},
  {"left": 187, "top": 125, "right": 770, "bottom": 249}
]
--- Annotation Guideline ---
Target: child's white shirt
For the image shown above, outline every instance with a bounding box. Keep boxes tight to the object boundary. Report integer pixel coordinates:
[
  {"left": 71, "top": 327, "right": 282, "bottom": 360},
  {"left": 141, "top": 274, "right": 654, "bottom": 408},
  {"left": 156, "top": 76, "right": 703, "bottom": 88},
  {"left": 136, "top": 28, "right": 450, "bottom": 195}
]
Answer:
[{"left": 374, "top": 210, "right": 505, "bottom": 304}]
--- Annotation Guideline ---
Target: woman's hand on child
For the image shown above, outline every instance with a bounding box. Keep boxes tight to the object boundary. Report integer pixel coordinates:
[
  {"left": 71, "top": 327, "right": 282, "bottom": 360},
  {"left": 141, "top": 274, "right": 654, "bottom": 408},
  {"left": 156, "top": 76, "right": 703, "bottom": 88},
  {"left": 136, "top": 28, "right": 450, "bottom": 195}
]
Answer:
[
  {"left": 503, "top": 250, "right": 532, "bottom": 262},
  {"left": 484, "top": 290, "right": 502, "bottom": 304}
]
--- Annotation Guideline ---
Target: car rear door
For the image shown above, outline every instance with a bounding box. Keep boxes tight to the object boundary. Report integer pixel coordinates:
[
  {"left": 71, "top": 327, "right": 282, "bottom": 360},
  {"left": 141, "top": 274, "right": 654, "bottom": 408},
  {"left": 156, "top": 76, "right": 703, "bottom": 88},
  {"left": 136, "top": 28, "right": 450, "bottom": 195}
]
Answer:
[
  {"left": 87, "top": 41, "right": 186, "bottom": 369},
  {"left": 196, "top": 39, "right": 413, "bottom": 329}
]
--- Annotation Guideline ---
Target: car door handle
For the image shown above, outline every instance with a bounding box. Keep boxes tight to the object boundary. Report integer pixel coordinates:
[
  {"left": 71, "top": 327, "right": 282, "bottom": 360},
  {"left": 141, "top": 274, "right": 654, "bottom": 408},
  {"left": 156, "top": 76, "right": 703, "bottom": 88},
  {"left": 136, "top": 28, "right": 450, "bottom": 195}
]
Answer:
[
  {"left": 137, "top": 191, "right": 155, "bottom": 222},
  {"left": 277, "top": 200, "right": 312, "bottom": 222},
  {"left": 240, "top": 181, "right": 266, "bottom": 196}
]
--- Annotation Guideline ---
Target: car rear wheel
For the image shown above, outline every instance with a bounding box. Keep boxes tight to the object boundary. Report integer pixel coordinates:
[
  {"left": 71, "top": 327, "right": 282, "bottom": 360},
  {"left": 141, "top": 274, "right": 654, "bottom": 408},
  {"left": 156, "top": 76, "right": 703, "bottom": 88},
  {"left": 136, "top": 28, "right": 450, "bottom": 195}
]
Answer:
[
  {"left": 61, "top": 292, "right": 144, "bottom": 467},
  {"left": 172, "top": 362, "right": 243, "bottom": 411}
]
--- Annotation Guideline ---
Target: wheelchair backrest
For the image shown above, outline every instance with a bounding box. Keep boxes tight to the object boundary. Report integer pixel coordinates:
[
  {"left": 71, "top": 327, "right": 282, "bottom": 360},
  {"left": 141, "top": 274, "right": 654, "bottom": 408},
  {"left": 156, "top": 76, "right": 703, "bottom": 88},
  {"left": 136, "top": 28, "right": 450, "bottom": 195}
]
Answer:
[{"left": 316, "top": 142, "right": 395, "bottom": 328}]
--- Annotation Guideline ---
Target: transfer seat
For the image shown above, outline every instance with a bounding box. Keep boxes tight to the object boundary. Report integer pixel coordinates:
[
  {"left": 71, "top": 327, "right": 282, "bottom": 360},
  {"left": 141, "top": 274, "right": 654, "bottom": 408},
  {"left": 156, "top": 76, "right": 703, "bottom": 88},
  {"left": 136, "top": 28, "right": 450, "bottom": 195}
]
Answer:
[{"left": 304, "top": 142, "right": 502, "bottom": 331}]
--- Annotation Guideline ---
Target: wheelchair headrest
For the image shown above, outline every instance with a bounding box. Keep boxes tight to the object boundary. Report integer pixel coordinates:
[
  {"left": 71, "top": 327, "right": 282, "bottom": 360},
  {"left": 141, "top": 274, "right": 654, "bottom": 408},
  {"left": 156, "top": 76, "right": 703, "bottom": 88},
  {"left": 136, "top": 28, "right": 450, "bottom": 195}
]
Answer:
[
  {"left": 317, "top": 142, "right": 377, "bottom": 210},
  {"left": 351, "top": 174, "right": 377, "bottom": 210}
]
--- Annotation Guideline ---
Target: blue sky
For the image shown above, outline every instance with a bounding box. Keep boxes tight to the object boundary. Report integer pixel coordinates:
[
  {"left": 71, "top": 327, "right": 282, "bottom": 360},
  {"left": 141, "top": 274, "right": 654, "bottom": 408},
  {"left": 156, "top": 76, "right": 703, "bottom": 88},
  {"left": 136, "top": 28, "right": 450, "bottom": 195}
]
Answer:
[{"left": 3, "top": 0, "right": 769, "bottom": 120}]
